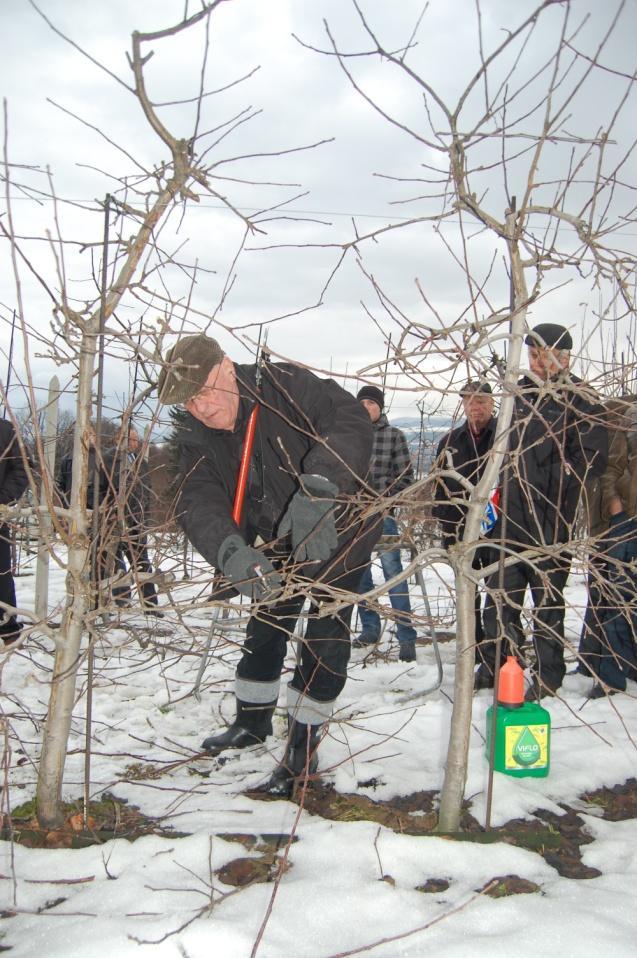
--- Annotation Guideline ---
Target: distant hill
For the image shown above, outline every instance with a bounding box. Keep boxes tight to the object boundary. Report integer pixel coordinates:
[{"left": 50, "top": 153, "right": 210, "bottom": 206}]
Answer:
[{"left": 390, "top": 415, "right": 455, "bottom": 476}]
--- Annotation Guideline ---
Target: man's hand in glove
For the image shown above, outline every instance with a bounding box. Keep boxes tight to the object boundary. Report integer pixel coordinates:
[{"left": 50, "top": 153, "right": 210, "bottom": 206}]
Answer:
[
  {"left": 278, "top": 473, "right": 339, "bottom": 563},
  {"left": 218, "top": 535, "right": 283, "bottom": 603}
]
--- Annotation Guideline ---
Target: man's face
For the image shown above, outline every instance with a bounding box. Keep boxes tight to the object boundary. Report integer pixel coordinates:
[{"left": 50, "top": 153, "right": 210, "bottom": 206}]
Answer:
[
  {"left": 127, "top": 428, "right": 140, "bottom": 453},
  {"left": 185, "top": 356, "right": 240, "bottom": 430},
  {"left": 462, "top": 393, "right": 494, "bottom": 433},
  {"left": 528, "top": 345, "right": 569, "bottom": 380},
  {"left": 360, "top": 399, "right": 382, "bottom": 423}
]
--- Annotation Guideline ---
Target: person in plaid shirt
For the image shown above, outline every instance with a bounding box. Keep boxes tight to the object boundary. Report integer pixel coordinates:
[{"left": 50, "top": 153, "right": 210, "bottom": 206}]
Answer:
[{"left": 354, "top": 385, "right": 419, "bottom": 662}]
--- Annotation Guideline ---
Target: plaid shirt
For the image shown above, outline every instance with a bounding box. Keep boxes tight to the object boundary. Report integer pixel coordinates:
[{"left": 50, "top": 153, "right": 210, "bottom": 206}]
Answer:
[{"left": 368, "top": 414, "right": 414, "bottom": 496}]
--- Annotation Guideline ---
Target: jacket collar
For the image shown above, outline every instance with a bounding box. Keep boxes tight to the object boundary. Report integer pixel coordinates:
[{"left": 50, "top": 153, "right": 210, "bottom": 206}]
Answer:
[
  {"left": 233, "top": 365, "right": 259, "bottom": 434},
  {"left": 373, "top": 413, "right": 390, "bottom": 430},
  {"left": 461, "top": 415, "right": 496, "bottom": 441},
  {"left": 519, "top": 371, "right": 575, "bottom": 390}
]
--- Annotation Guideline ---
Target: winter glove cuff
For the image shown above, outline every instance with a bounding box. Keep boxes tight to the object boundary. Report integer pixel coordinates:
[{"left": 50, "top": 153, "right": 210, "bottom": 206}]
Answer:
[
  {"left": 218, "top": 534, "right": 282, "bottom": 603},
  {"left": 218, "top": 534, "right": 247, "bottom": 570},
  {"left": 277, "top": 475, "right": 339, "bottom": 563},
  {"left": 301, "top": 474, "right": 339, "bottom": 498}
]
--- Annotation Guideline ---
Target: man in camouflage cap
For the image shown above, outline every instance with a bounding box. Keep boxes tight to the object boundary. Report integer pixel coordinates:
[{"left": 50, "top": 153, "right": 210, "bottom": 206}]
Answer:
[{"left": 158, "top": 333, "right": 379, "bottom": 796}]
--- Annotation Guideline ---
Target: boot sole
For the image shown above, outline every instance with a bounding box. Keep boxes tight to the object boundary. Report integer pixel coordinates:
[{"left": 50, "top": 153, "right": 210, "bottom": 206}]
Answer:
[{"left": 200, "top": 734, "right": 269, "bottom": 756}]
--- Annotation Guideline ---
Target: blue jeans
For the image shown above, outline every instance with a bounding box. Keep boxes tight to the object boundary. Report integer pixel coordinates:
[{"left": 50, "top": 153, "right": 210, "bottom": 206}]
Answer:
[{"left": 357, "top": 517, "right": 417, "bottom": 644}]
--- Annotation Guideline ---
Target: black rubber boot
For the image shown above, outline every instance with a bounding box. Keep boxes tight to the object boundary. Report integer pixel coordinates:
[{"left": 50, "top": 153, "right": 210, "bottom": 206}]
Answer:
[
  {"left": 201, "top": 699, "right": 276, "bottom": 755},
  {"left": 259, "top": 720, "right": 323, "bottom": 798},
  {"left": 399, "top": 639, "right": 417, "bottom": 662},
  {"left": 473, "top": 664, "right": 495, "bottom": 691}
]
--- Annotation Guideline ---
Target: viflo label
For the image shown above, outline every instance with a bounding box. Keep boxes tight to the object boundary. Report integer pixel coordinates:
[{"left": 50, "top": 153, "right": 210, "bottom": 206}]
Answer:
[{"left": 504, "top": 724, "right": 548, "bottom": 770}]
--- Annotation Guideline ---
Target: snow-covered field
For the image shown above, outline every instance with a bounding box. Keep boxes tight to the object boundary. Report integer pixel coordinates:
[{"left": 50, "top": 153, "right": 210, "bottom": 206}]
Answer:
[{"left": 1, "top": 546, "right": 636, "bottom": 957}]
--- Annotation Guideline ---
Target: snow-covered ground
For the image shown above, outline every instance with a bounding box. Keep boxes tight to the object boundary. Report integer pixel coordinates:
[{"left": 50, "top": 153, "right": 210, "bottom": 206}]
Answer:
[{"left": 1, "top": 546, "right": 636, "bottom": 957}]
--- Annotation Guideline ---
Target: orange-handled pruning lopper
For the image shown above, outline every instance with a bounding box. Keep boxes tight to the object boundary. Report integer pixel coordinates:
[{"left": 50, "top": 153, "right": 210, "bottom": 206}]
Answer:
[
  {"left": 231, "top": 332, "right": 268, "bottom": 527},
  {"left": 232, "top": 403, "right": 259, "bottom": 525}
]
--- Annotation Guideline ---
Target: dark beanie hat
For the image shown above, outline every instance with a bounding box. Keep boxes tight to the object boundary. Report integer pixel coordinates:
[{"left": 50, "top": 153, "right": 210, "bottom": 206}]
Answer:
[
  {"left": 157, "top": 334, "right": 224, "bottom": 405},
  {"left": 460, "top": 379, "right": 492, "bottom": 396},
  {"left": 525, "top": 323, "right": 573, "bottom": 350},
  {"left": 357, "top": 385, "right": 385, "bottom": 409}
]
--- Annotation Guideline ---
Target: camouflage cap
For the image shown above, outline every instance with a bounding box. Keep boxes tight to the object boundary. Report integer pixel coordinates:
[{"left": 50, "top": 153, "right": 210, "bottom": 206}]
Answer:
[{"left": 157, "top": 334, "right": 224, "bottom": 405}]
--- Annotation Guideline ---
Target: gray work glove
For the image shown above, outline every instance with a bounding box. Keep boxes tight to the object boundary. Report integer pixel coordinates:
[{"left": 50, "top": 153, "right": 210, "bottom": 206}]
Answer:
[
  {"left": 218, "top": 534, "right": 282, "bottom": 603},
  {"left": 278, "top": 474, "right": 339, "bottom": 563}
]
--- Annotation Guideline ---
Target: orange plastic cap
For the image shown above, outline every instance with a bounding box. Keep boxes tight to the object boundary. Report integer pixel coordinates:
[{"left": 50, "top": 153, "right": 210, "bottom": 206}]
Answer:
[{"left": 497, "top": 655, "right": 524, "bottom": 705}]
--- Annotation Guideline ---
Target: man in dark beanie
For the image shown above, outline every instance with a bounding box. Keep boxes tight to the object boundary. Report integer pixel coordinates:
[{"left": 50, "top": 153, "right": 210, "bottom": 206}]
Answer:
[
  {"left": 432, "top": 379, "right": 497, "bottom": 650},
  {"left": 525, "top": 322, "right": 573, "bottom": 350},
  {"left": 354, "top": 384, "right": 419, "bottom": 661},
  {"left": 475, "top": 322, "right": 608, "bottom": 699},
  {"left": 357, "top": 385, "right": 386, "bottom": 410},
  {"left": 158, "top": 334, "right": 379, "bottom": 796}
]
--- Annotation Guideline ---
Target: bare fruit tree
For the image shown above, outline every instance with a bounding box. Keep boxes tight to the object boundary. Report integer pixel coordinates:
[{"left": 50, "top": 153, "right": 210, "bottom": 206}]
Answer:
[
  {"left": 2, "top": 0, "right": 328, "bottom": 828},
  {"left": 305, "top": 0, "right": 637, "bottom": 829}
]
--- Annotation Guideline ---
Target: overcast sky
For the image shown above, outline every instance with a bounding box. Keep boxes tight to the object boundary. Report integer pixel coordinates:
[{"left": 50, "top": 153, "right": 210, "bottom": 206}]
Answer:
[{"left": 1, "top": 0, "right": 636, "bottom": 425}]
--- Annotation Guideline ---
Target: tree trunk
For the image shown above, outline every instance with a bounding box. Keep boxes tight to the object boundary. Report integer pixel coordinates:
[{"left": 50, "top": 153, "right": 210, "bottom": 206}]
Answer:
[
  {"left": 438, "top": 228, "right": 527, "bottom": 832},
  {"left": 36, "top": 335, "right": 96, "bottom": 827},
  {"left": 35, "top": 376, "right": 60, "bottom": 622}
]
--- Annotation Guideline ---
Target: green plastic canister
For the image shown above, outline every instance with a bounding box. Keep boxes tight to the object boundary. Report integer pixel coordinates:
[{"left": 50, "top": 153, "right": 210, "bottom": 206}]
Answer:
[{"left": 485, "top": 657, "right": 551, "bottom": 778}]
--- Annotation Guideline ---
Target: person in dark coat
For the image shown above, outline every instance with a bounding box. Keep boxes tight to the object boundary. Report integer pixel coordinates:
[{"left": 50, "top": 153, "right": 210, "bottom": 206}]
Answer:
[
  {"left": 588, "top": 506, "right": 637, "bottom": 697},
  {"left": 0, "top": 419, "right": 29, "bottom": 643},
  {"left": 432, "top": 380, "right": 497, "bottom": 649},
  {"left": 579, "top": 398, "right": 637, "bottom": 696},
  {"left": 58, "top": 427, "right": 109, "bottom": 510},
  {"left": 102, "top": 424, "right": 160, "bottom": 613},
  {"left": 576, "top": 398, "right": 635, "bottom": 679},
  {"left": 158, "top": 334, "right": 379, "bottom": 797},
  {"left": 475, "top": 323, "right": 608, "bottom": 699},
  {"left": 58, "top": 424, "right": 160, "bottom": 613}
]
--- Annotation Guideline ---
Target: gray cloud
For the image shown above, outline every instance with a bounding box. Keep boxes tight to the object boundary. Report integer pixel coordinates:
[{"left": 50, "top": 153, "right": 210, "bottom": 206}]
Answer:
[{"left": 1, "top": 0, "right": 635, "bottom": 423}]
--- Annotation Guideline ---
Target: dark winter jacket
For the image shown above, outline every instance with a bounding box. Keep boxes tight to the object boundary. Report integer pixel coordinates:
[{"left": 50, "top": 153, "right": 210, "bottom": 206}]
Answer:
[
  {"left": 174, "top": 362, "right": 376, "bottom": 572},
  {"left": 599, "top": 398, "right": 637, "bottom": 527},
  {"left": 499, "top": 374, "right": 608, "bottom": 548},
  {"left": 581, "top": 397, "right": 637, "bottom": 539},
  {"left": 432, "top": 416, "right": 497, "bottom": 548},
  {"left": 58, "top": 448, "right": 109, "bottom": 510},
  {"left": 0, "top": 420, "right": 28, "bottom": 506},
  {"left": 367, "top": 414, "right": 414, "bottom": 499},
  {"left": 102, "top": 448, "right": 153, "bottom": 532}
]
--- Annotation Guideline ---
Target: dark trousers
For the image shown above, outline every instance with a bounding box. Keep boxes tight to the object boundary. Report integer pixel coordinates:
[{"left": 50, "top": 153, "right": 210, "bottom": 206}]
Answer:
[
  {"left": 481, "top": 552, "right": 570, "bottom": 689},
  {"left": 579, "top": 541, "right": 637, "bottom": 688},
  {"left": 577, "top": 561, "right": 608, "bottom": 678},
  {"left": 237, "top": 562, "right": 364, "bottom": 704},
  {"left": 236, "top": 513, "right": 381, "bottom": 706},
  {"left": 598, "top": 610, "right": 637, "bottom": 690},
  {"left": 474, "top": 587, "right": 485, "bottom": 645},
  {"left": 113, "top": 533, "right": 158, "bottom": 606},
  {"left": 0, "top": 524, "right": 20, "bottom": 641}
]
